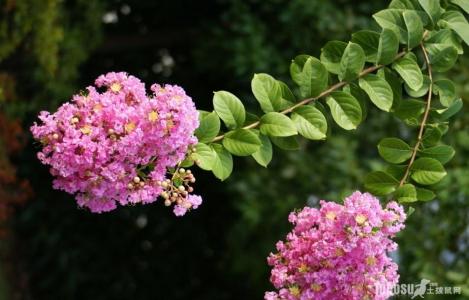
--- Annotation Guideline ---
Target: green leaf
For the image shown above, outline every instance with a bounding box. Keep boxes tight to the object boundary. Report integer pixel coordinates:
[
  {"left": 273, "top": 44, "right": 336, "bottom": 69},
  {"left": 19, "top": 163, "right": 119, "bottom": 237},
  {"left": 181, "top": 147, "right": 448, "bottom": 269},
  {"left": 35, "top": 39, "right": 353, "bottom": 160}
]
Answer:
[
  {"left": 416, "top": 187, "right": 436, "bottom": 201},
  {"left": 392, "top": 53, "right": 424, "bottom": 91},
  {"left": 359, "top": 74, "right": 394, "bottom": 111},
  {"left": 426, "top": 29, "right": 463, "bottom": 55},
  {"left": 411, "top": 157, "right": 447, "bottom": 185},
  {"left": 439, "top": 11, "right": 469, "bottom": 46},
  {"left": 405, "top": 75, "right": 430, "bottom": 98},
  {"left": 378, "top": 137, "right": 413, "bottom": 164},
  {"left": 222, "top": 129, "right": 261, "bottom": 156},
  {"left": 389, "top": 0, "right": 417, "bottom": 10},
  {"left": 365, "top": 171, "right": 399, "bottom": 195},
  {"left": 403, "top": 10, "right": 424, "bottom": 48},
  {"left": 434, "top": 79, "right": 456, "bottom": 107},
  {"left": 340, "top": 42, "right": 366, "bottom": 81},
  {"left": 179, "top": 158, "right": 195, "bottom": 168},
  {"left": 407, "top": 206, "right": 415, "bottom": 216},
  {"left": 373, "top": 9, "right": 407, "bottom": 43},
  {"left": 422, "top": 127, "right": 442, "bottom": 147},
  {"left": 435, "top": 98, "right": 463, "bottom": 121},
  {"left": 386, "top": 164, "right": 407, "bottom": 180},
  {"left": 211, "top": 144, "right": 233, "bottom": 181},
  {"left": 351, "top": 30, "right": 380, "bottom": 62},
  {"left": 252, "top": 134, "right": 273, "bottom": 167},
  {"left": 278, "top": 81, "right": 296, "bottom": 109},
  {"left": 395, "top": 99, "right": 425, "bottom": 121},
  {"left": 291, "top": 105, "right": 328, "bottom": 140},
  {"left": 346, "top": 83, "right": 368, "bottom": 121},
  {"left": 290, "top": 56, "right": 328, "bottom": 98},
  {"left": 420, "top": 145, "right": 455, "bottom": 164},
  {"left": 451, "top": 0, "right": 469, "bottom": 14},
  {"left": 377, "top": 67, "right": 403, "bottom": 108},
  {"left": 193, "top": 143, "right": 216, "bottom": 171},
  {"left": 377, "top": 28, "right": 400, "bottom": 65},
  {"left": 418, "top": 0, "right": 441, "bottom": 26},
  {"left": 195, "top": 111, "right": 221, "bottom": 143},
  {"left": 213, "top": 91, "right": 246, "bottom": 129},
  {"left": 396, "top": 184, "right": 418, "bottom": 203},
  {"left": 270, "top": 136, "right": 300, "bottom": 151},
  {"left": 251, "top": 73, "right": 282, "bottom": 113},
  {"left": 244, "top": 112, "right": 260, "bottom": 126},
  {"left": 425, "top": 43, "right": 459, "bottom": 72},
  {"left": 326, "top": 91, "right": 362, "bottom": 130},
  {"left": 320, "top": 41, "right": 347, "bottom": 74},
  {"left": 260, "top": 112, "right": 297, "bottom": 137}
]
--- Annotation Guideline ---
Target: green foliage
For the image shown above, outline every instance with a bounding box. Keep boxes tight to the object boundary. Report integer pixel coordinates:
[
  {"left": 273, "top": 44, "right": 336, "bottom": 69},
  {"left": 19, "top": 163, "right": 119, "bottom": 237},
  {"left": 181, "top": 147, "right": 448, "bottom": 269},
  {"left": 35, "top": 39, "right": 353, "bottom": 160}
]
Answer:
[
  {"left": 213, "top": 91, "right": 246, "bottom": 129},
  {"left": 326, "top": 91, "right": 362, "bottom": 130},
  {"left": 189, "top": 0, "right": 468, "bottom": 208},
  {"left": 378, "top": 137, "right": 413, "bottom": 163}
]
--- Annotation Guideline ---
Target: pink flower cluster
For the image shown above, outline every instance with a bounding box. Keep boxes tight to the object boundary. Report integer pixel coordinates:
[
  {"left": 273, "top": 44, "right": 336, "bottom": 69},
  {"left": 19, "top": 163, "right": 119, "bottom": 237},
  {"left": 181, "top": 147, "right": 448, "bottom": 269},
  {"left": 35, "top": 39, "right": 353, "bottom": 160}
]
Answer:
[
  {"left": 265, "top": 191, "right": 406, "bottom": 300},
  {"left": 31, "top": 72, "right": 200, "bottom": 214}
]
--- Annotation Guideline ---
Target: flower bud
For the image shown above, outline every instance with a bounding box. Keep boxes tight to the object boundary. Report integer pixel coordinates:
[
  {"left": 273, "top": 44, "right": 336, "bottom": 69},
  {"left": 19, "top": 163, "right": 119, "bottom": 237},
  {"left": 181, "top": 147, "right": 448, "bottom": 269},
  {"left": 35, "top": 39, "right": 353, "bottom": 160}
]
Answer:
[{"left": 133, "top": 177, "right": 141, "bottom": 184}]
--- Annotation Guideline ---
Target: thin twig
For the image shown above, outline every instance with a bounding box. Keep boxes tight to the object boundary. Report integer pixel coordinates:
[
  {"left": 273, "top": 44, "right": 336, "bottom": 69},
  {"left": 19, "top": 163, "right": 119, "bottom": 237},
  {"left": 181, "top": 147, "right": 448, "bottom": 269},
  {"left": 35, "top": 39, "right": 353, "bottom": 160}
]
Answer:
[
  {"left": 210, "top": 51, "right": 407, "bottom": 143},
  {"left": 398, "top": 42, "right": 433, "bottom": 187}
]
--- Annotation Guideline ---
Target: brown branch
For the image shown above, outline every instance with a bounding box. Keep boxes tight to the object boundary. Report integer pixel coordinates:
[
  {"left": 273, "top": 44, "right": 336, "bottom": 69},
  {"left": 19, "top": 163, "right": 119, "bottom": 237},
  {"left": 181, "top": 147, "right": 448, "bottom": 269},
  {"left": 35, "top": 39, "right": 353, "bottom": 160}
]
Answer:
[
  {"left": 398, "top": 42, "right": 433, "bottom": 187},
  {"left": 210, "top": 51, "right": 407, "bottom": 143}
]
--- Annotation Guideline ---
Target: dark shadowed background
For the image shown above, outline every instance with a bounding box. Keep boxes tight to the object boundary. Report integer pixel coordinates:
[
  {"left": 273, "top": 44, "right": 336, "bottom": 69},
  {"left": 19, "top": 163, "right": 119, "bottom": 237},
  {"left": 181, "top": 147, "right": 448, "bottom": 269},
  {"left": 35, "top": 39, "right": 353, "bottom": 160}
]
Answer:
[{"left": 1, "top": 0, "right": 468, "bottom": 299}]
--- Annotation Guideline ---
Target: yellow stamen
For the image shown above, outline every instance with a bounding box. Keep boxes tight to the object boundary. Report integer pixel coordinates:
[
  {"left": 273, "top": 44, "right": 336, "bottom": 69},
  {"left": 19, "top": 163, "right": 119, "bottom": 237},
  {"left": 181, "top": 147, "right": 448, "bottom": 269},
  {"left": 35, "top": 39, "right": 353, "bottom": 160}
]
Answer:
[
  {"left": 80, "top": 125, "right": 92, "bottom": 135},
  {"left": 110, "top": 83, "right": 121, "bottom": 93},
  {"left": 366, "top": 256, "right": 376, "bottom": 266},
  {"left": 298, "top": 264, "right": 309, "bottom": 273},
  {"left": 289, "top": 286, "right": 300, "bottom": 297},
  {"left": 326, "top": 211, "right": 336, "bottom": 220},
  {"left": 355, "top": 214, "right": 367, "bottom": 225},
  {"left": 124, "top": 122, "right": 136, "bottom": 133},
  {"left": 148, "top": 111, "right": 159, "bottom": 122},
  {"left": 311, "top": 283, "right": 322, "bottom": 292}
]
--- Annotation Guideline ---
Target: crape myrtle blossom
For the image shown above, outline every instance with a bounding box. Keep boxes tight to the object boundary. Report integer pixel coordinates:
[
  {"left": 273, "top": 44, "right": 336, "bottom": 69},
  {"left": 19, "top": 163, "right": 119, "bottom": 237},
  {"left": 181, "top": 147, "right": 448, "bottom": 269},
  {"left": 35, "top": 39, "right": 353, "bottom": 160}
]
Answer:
[
  {"left": 31, "top": 72, "right": 201, "bottom": 215},
  {"left": 265, "top": 191, "right": 406, "bottom": 300}
]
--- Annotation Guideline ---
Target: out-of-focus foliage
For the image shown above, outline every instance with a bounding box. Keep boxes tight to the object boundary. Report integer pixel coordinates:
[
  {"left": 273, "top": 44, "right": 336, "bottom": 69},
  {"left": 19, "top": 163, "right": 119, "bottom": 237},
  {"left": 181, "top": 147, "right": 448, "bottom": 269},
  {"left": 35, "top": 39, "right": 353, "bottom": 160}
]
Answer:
[{"left": 0, "top": 0, "right": 468, "bottom": 299}]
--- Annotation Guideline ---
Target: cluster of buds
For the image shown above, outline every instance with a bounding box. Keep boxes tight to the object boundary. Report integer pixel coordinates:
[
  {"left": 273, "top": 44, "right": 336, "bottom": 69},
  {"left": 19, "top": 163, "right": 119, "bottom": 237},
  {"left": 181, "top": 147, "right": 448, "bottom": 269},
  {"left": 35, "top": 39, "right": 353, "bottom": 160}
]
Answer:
[
  {"left": 127, "top": 176, "right": 146, "bottom": 190},
  {"left": 158, "top": 168, "right": 201, "bottom": 216}
]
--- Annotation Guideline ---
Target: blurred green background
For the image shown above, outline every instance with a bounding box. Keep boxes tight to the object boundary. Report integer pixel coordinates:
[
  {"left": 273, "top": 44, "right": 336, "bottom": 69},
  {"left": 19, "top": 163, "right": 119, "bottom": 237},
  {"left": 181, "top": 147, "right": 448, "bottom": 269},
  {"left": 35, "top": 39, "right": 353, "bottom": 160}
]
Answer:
[{"left": 0, "top": 0, "right": 468, "bottom": 299}]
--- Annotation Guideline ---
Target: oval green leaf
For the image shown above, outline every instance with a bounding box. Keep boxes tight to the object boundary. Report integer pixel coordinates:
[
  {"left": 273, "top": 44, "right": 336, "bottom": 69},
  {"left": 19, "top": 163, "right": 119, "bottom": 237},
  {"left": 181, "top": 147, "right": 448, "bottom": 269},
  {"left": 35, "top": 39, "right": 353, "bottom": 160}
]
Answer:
[
  {"left": 195, "top": 111, "right": 221, "bottom": 143},
  {"left": 213, "top": 91, "right": 245, "bottom": 129},
  {"left": 326, "top": 91, "right": 362, "bottom": 130},
  {"left": 193, "top": 143, "right": 216, "bottom": 171},
  {"left": 377, "top": 28, "right": 399, "bottom": 65},
  {"left": 260, "top": 112, "right": 298, "bottom": 137},
  {"left": 411, "top": 157, "right": 447, "bottom": 185},
  {"left": 251, "top": 73, "right": 282, "bottom": 113},
  {"left": 340, "top": 42, "right": 366, "bottom": 81},
  {"left": 378, "top": 137, "right": 413, "bottom": 164},
  {"left": 365, "top": 171, "right": 399, "bottom": 196},
  {"left": 320, "top": 41, "right": 347, "bottom": 75},
  {"left": 211, "top": 144, "right": 233, "bottom": 181},
  {"left": 222, "top": 129, "right": 261, "bottom": 156},
  {"left": 251, "top": 134, "right": 273, "bottom": 167},
  {"left": 359, "top": 74, "right": 394, "bottom": 112},
  {"left": 392, "top": 53, "right": 424, "bottom": 91},
  {"left": 291, "top": 106, "right": 327, "bottom": 140}
]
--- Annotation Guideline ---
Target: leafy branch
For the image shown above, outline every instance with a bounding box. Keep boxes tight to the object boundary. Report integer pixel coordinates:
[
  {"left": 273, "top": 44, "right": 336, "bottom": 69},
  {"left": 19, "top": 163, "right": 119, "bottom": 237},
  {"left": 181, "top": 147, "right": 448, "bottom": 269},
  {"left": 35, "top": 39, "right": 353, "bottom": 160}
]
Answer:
[
  {"left": 398, "top": 41, "right": 434, "bottom": 187},
  {"left": 210, "top": 51, "right": 407, "bottom": 143},
  {"left": 185, "top": 0, "right": 468, "bottom": 206}
]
